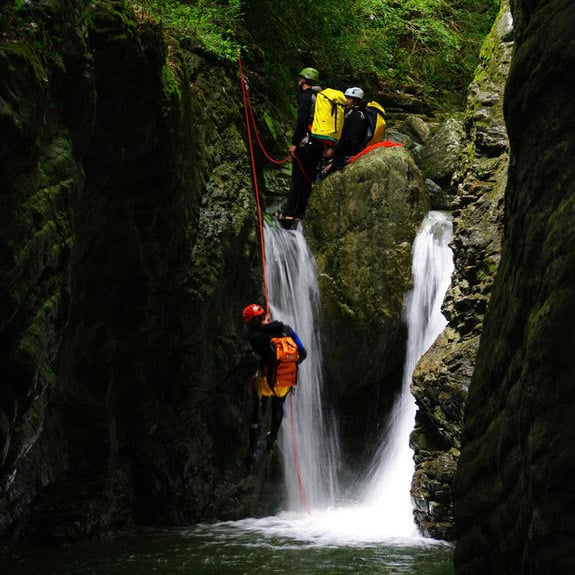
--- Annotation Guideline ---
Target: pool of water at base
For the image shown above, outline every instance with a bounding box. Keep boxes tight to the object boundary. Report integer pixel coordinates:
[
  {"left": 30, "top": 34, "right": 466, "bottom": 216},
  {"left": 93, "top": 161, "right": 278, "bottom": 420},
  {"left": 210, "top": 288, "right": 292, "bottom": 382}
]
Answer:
[{"left": 0, "top": 513, "right": 453, "bottom": 575}]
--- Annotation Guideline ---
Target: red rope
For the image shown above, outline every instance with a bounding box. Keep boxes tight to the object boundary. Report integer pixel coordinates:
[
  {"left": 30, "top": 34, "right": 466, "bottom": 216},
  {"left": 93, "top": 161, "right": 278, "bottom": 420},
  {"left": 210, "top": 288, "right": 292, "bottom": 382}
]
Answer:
[
  {"left": 289, "top": 392, "right": 311, "bottom": 515},
  {"left": 292, "top": 150, "right": 313, "bottom": 183},
  {"left": 240, "top": 58, "right": 313, "bottom": 196},
  {"left": 239, "top": 55, "right": 270, "bottom": 314},
  {"left": 239, "top": 56, "right": 290, "bottom": 166},
  {"left": 349, "top": 140, "right": 403, "bottom": 163},
  {"left": 244, "top": 88, "right": 291, "bottom": 166}
]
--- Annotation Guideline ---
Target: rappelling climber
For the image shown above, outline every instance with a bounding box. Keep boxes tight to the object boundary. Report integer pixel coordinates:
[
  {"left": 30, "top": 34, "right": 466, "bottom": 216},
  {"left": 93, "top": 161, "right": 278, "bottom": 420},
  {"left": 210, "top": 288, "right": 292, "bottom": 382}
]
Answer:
[
  {"left": 321, "top": 86, "right": 369, "bottom": 178},
  {"left": 242, "top": 303, "right": 307, "bottom": 468},
  {"left": 279, "top": 67, "right": 324, "bottom": 229}
]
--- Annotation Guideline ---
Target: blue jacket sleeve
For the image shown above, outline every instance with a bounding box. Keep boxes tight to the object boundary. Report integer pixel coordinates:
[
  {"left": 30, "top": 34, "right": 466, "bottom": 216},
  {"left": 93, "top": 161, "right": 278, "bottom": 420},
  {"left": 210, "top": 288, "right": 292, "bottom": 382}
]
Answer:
[{"left": 290, "top": 329, "right": 307, "bottom": 363}]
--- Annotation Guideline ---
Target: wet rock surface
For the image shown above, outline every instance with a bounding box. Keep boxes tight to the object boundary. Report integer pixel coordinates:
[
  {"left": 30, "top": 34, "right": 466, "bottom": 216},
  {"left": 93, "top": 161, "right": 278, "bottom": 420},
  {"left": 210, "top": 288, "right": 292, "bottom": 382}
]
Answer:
[
  {"left": 409, "top": 2, "right": 512, "bottom": 540},
  {"left": 454, "top": 0, "right": 575, "bottom": 572}
]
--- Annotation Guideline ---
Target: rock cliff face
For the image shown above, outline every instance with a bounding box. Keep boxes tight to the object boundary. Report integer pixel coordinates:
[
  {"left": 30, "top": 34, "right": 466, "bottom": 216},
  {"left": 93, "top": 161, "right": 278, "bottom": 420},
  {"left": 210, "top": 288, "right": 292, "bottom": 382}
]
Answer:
[
  {"left": 409, "top": 2, "right": 513, "bottom": 540},
  {"left": 454, "top": 0, "right": 575, "bottom": 572},
  {"left": 0, "top": 0, "right": 263, "bottom": 540},
  {"left": 5, "top": 0, "right": 571, "bottom": 558},
  {"left": 0, "top": 0, "right": 433, "bottom": 541}
]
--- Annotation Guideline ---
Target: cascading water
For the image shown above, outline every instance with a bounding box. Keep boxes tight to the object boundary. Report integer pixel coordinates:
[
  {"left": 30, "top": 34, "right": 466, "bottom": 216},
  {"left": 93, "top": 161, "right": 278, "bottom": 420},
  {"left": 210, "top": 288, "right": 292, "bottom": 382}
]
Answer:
[
  {"left": 1, "top": 214, "right": 457, "bottom": 575},
  {"left": 229, "top": 211, "right": 453, "bottom": 544},
  {"left": 263, "top": 222, "right": 340, "bottom": 509},
  {"left": 361, "top": 210, "right": 454, "bottom": 535}
]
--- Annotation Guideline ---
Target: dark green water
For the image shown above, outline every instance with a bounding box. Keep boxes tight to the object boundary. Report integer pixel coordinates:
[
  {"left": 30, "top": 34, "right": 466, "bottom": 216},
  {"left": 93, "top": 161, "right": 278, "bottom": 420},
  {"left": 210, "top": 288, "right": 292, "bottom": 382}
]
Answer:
[{"left": 0, "top": 518, "right": 454, "bottom": 575}]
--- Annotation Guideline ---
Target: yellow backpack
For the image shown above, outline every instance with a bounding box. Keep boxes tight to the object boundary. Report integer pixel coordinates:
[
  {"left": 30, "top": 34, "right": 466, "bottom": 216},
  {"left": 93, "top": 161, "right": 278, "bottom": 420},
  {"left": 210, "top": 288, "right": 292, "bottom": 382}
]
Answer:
[
  {"left": 364, "top": 101, "right": 386, "bottom": 146},
  {"left": 311, "top": 88, "right": 347, "bottom": 147}
]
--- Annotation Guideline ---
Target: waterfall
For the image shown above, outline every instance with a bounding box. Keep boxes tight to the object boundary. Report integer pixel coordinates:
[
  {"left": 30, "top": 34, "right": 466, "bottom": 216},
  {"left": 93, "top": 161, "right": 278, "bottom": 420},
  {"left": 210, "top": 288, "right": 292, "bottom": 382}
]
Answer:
[
  {"left": 361, "top": 210, "right": 454, "bottom": 535},
  {"left": 263, "top": 222, "right": 340, "bottom": 509},
  {"left": 253, "top": 211, "right": 453, "bottom": 543}
]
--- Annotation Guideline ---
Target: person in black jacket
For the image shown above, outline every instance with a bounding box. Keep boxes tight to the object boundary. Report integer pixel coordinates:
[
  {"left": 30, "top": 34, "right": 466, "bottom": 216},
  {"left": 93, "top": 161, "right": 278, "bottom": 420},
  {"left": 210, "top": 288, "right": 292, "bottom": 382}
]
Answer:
[
  {"left": 241, "top": 304, "right": 307, "bottom": 466},
  {"left": 322, "top": 86, "right": 368, "bottom": 177},
  {"left": 281, "top": 67, "right": 324, "bottom": 226}
]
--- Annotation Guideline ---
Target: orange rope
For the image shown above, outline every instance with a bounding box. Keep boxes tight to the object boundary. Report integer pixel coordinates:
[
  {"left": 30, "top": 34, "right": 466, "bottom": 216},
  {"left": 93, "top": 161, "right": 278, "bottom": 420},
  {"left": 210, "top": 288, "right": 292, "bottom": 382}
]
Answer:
[
  {"left": 239, "top": 55, "right": 270, "bottom": 314},
  {"left": 289, "top": 392, "right": 311, "bottom": 515}
]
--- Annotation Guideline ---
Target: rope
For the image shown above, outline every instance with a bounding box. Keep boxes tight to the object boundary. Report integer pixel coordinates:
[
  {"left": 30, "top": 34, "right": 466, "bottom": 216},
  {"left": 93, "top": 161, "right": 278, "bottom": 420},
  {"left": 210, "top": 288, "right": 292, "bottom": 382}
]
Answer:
[
  {"left": 239, "top": 55, "right": 270, "bottom": 313},
  {"left": 248, "top": 92, "right": 314, "bottom": 182},
  {"left": 240, "top": 58, "right": 312, "bottom": 184},
  {"left": 292, "top": 149, "right": 313, "bottom": 183},
  {"left": 289, "top": 392, "right": 311, "bottom": 515},
  {"left": 239, "top": 58, "right": 290, "bottom": 167},
  {"left": 349, "top": 140, "right": 403, "bottom": 163},
  {"left": 245, "top": 89, "right": 291, "bottom": 166}
]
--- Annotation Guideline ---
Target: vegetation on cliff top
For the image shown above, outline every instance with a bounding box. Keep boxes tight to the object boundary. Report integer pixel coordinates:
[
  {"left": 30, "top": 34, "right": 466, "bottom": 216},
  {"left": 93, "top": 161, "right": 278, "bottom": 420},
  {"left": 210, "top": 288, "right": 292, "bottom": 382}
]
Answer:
[
  {"left": 126, "top": 0, "right": 498, "bottom": 110},
  {"left": 2, "top": 0, "right": 498, "bottom": 111}
]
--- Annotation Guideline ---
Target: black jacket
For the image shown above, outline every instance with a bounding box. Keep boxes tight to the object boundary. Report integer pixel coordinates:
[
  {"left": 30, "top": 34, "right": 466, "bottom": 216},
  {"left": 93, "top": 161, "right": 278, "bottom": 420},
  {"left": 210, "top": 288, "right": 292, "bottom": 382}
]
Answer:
[
  {"left": 248, "top": 321, "right": 307, "bottom": 369},
  {"left": 291, "top": 87, "right": 318, "bottom": 146},
  {"left": 336, "top": 105, "right": 368, "bottom": 159}
]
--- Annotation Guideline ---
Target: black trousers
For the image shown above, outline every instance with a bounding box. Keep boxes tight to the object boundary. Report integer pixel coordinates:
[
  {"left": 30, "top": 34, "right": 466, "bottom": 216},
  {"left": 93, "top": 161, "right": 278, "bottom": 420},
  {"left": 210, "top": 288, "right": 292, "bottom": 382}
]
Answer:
[
  {"left": 248, "top": 393, "right": 287, "bottom": 455},
  {"left": 284, "top": 141, "right": 323, "bottom": 219}
]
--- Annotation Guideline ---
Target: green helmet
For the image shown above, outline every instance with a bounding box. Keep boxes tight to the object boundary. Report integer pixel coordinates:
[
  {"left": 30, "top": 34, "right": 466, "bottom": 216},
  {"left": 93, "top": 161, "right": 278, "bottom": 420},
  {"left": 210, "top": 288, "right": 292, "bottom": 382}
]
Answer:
[{"left": 298, "top": 67, "right": 320, "bottom": 84}]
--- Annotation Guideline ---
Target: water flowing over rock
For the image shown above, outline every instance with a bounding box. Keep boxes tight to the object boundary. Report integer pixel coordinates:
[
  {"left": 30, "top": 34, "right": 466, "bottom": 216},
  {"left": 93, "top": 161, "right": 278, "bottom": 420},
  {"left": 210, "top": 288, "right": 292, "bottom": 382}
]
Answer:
[{"left": 409, "top": 1, "right": 512, "bottom": 540}]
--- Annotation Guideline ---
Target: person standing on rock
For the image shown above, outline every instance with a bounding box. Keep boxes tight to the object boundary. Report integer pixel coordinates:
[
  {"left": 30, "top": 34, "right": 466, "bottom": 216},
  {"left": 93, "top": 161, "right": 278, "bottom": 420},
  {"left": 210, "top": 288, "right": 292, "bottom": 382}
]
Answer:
[
  {"left": 241, "top": 304, "right": 307, "bottom": 468},
  {"left": 280, "top": 67, "right": 324, "bottom": 227}
]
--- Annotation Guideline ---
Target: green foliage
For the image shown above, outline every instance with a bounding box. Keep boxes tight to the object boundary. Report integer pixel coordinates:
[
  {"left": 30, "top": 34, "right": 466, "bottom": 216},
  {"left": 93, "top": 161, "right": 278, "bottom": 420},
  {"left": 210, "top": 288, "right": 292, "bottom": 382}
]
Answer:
[
  {"left": 132, "top": 0, "right": 243, "bottom": 61},
  {"left": 243, "top": 0, "right": 499, "bottom": 110},
  {"left": 124, "top": 0, "right": 498, "bottom": 108}
]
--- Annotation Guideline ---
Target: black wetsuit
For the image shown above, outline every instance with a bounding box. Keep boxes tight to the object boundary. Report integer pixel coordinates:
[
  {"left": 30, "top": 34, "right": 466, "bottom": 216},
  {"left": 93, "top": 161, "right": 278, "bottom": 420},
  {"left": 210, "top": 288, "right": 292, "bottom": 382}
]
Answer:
[
  {"left": 331, "top": 104, "right": 368, "bottom": 169},
  {"left": 284, "top": 87, "right": 324, "bottom": 219}
]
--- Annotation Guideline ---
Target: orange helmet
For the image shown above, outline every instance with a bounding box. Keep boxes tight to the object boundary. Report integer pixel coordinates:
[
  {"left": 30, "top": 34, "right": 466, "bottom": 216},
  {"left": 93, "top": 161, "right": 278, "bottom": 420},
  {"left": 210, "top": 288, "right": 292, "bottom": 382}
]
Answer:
[{"left": 242, "top": 303, "right": 266, "bottom": 324}]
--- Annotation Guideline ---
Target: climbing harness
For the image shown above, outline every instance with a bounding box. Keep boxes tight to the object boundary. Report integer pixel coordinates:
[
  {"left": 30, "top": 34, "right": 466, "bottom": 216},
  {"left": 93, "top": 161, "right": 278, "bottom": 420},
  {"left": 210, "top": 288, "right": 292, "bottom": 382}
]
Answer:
[{"left": 239, "top": 55, "right": 311, "bottom": 513}]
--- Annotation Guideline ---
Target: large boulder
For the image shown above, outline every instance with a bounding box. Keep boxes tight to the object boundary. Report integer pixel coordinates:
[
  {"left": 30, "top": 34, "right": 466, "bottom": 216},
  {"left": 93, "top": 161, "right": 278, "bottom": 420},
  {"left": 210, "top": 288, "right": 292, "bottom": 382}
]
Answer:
[{"left": 415, "top": 115, "right": 465, "bottom": 194}]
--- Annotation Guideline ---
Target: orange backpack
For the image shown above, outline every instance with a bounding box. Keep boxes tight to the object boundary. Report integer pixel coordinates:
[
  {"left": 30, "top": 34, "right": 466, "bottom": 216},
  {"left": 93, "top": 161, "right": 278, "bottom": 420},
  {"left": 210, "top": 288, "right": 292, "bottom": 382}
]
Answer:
[{"left": 267, "top": 336, "right": 300, "bottom": 395}]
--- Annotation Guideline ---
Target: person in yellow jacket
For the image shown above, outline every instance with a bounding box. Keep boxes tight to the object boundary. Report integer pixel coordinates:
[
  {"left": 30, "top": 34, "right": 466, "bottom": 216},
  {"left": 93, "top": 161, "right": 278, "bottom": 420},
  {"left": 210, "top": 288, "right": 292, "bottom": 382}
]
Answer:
[{"left": 242, "top": 304, "right": 307, "bottom": 467}]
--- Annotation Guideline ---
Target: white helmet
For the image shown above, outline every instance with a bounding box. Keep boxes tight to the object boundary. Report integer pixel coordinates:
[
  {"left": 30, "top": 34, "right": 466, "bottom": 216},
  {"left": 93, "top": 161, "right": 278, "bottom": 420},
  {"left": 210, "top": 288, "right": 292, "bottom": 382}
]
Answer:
[{"left": 344, "top": 87, "right": 364, "bottom": 100}]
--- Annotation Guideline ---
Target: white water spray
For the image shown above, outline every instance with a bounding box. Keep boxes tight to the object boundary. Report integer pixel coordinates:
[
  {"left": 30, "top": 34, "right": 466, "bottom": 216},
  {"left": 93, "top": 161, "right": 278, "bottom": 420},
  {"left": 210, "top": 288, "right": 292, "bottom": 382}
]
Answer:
[{"left": 264, "top": 223, "right": 339, "bottom": 509}]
